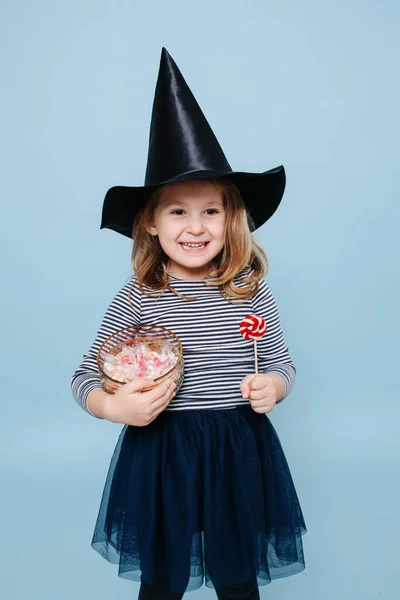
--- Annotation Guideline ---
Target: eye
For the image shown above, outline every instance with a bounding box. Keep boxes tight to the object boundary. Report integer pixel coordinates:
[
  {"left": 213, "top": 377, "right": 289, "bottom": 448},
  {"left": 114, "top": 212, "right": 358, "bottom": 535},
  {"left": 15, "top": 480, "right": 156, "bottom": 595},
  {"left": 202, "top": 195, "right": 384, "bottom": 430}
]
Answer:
[
  {"left": 205, "top": 208, "right": 219, "bottom": 215},
  {"left": 170, "top": 209, "right": 185, "bottom": 215}
]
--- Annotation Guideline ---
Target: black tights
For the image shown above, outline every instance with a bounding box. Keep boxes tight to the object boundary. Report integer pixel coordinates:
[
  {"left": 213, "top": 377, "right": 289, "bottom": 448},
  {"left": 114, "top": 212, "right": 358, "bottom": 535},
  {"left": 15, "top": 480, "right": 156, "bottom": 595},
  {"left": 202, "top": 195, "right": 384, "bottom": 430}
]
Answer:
[{"left": 138, "top": 578, "right": 260, "bottom": 600}]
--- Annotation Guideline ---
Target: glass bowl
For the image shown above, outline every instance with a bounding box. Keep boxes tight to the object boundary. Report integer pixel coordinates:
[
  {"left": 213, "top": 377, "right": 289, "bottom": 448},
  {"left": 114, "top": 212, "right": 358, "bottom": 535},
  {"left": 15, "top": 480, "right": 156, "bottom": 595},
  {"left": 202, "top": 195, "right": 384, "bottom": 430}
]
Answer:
[{"left": 97, "top": 324, "right": 184, "bottom": 394}]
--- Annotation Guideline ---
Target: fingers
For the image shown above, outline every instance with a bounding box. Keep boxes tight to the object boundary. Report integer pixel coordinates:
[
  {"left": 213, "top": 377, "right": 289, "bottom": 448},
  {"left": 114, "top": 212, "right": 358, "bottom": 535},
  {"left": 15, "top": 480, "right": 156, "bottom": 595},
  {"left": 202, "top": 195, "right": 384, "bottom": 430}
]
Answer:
[
  {"left": 124, "top": 378, "right": 155, "bottom": 394},
  {"left": 249, "top": 375, "right": 272, "bottom": 391},
  {"left": 124, "top": 378, "right": 173, "bottom": 401},
  {"left": 149, "top": 382, "right": 176, "bottom": 419},
  {"left": 241, "top": 374, "right": 275, "bottom": 398},
  {"left": 248, "top": 388, "right": 269, "bottom": 401},
  {"left": 146, "top": 379, "right": 176, "bottom": 404},
  {"left": 240, "top": 374, "right": 256, "bottom": 399}
]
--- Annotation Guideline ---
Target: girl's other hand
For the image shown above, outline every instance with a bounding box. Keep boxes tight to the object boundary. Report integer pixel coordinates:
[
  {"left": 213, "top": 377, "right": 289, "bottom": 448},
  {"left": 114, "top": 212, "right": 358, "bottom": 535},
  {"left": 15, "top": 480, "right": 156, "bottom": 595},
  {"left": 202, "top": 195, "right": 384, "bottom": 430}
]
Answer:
[
  {"left": 104, "top": 378, "right": 176, "bottom": 426},
  {"left": 240, "top": 373, "right": 279, "bottom": 414}
]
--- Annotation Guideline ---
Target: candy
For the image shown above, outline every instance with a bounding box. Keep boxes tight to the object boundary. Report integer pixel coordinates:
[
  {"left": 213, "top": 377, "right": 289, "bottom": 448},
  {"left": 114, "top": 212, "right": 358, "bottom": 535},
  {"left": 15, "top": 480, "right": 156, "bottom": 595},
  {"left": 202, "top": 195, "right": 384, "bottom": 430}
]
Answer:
[
  {"left": 239, "top": 315, "right": 267, "bottom": 340},
  {"left": 102, "top": 340, "right": 177, "bottom": 383},
  {"left": 239, "top": 314, "right": 268, "bottom": 374}
]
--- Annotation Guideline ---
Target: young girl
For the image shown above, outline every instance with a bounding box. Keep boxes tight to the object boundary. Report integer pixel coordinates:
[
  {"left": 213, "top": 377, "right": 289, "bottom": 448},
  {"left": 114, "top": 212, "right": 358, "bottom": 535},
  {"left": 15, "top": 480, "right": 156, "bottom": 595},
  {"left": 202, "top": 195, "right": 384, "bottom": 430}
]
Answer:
[{"left": 71, "top": 49, "right": 306, "bottom": 600}]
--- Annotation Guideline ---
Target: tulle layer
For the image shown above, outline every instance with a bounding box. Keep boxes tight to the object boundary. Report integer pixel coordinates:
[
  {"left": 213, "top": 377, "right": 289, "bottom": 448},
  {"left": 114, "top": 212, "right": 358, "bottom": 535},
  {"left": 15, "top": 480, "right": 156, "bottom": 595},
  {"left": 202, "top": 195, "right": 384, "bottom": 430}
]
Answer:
[{"left": 91, "top": 405, "right": 306, "bottom": 593}]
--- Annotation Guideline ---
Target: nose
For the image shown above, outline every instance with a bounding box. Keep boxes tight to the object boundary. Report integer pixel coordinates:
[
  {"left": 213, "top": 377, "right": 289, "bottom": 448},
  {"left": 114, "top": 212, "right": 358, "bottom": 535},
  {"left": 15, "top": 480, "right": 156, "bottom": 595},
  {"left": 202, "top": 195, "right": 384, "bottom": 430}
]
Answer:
[{"left": 185, "top": 214, "right": 205, "bottom": 235}]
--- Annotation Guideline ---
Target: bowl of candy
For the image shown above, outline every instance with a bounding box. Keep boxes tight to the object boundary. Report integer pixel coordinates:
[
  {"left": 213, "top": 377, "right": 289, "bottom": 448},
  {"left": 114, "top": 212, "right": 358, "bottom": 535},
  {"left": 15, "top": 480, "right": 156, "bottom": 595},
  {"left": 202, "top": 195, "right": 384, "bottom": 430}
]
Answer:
[{"left": 97, "top": 325, "right": 184, "bottom": 395}]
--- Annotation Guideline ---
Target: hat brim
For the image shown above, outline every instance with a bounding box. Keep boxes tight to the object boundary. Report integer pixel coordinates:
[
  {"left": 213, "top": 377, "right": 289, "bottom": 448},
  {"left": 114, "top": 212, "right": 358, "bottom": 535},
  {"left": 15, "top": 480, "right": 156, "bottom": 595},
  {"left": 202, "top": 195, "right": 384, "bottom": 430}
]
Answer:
[{"left": 100, "top": 166, "right": 286, "bottom": 238}]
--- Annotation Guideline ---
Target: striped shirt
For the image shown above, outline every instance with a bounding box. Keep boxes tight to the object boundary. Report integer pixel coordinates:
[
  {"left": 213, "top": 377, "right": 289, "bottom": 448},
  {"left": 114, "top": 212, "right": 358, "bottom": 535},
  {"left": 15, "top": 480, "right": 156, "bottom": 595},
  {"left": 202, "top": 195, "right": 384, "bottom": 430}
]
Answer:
[{"left": 71, "top": 272, "right": 296, "bottom": 417}]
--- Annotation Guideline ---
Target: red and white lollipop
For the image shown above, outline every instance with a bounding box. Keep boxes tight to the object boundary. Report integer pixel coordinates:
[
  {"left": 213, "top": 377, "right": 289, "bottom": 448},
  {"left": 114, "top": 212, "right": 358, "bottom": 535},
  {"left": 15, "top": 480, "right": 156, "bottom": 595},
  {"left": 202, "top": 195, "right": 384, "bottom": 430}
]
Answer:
[{"left": 240, "top": 315, "right": 268, "bottom": 373}]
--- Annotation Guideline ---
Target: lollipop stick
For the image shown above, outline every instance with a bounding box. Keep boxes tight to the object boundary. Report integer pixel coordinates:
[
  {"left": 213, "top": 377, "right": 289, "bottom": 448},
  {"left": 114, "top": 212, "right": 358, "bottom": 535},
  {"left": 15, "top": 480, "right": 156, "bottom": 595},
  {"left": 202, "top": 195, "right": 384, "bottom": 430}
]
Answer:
[{"left": 254, "top": 339, "right": 258, "bottom": 374}]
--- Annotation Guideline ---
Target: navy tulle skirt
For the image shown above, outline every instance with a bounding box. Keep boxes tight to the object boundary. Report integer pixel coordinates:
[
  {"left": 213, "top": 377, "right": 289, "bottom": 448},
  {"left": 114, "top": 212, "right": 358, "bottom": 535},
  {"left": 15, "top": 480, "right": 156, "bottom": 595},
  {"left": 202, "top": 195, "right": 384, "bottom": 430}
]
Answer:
[{"left": 91, "top": 405, "right": 306, "bottom": 594}]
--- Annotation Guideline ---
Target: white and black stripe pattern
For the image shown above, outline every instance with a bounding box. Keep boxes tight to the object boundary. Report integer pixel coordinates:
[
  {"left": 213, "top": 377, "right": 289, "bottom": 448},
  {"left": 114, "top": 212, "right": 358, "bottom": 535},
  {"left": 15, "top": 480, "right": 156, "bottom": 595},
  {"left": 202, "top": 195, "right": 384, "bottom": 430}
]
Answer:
[{"left": 71, "top": 271, "right": 296, "bottom": 418}]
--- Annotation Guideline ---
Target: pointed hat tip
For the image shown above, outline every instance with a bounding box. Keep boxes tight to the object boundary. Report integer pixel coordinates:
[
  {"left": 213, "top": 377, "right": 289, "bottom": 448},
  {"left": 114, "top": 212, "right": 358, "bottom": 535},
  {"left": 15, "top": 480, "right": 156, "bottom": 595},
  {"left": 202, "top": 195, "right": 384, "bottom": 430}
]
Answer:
[{"left": 159, "top": 47, "right": 176, "bottom": 69}]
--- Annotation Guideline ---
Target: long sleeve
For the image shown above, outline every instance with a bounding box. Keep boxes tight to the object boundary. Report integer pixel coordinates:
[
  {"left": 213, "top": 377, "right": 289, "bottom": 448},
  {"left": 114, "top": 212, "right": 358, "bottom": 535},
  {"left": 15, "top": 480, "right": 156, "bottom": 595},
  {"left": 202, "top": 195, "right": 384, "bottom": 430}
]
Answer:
[
  {"left": 251, "top": 279, "right": 296, "bottom": 400},
  {"left": 71, "top": 277, "right": 141, "bottom": 417}
]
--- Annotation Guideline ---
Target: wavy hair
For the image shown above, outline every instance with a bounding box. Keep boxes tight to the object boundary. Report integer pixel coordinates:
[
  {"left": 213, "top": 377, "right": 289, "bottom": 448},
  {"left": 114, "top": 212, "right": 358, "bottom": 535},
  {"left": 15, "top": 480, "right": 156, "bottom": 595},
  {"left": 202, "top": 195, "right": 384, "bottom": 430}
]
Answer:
[{"left": 130, "top": 178, "right": 269, "bottom": 304}]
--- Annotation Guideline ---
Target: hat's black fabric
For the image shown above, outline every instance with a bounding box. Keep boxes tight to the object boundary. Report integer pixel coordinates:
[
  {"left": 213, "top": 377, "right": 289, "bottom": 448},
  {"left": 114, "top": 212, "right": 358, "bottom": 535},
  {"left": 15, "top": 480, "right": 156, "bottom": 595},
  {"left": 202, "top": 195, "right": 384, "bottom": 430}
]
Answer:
[{"left": 101, "top": 48, "right": 285, "bottom": 238}]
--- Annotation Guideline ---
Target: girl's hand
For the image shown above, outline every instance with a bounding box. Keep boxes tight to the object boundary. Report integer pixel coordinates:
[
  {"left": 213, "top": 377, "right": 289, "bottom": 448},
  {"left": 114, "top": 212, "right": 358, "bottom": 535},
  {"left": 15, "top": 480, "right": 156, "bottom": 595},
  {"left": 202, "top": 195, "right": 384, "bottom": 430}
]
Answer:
[
  {"left": 240, "top": 373, "right": 278, "bottom": 414},
  {"left": 104, "top": 378, "right": 176, "bottom": 426}
]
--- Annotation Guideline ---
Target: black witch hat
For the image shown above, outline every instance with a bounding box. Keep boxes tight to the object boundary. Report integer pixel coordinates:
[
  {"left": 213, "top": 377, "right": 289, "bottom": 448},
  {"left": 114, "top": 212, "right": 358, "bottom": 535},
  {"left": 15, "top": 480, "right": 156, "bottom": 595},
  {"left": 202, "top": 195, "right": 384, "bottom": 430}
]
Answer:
[{"left": 101, "top": 48, "right": 286, "bottom": 238}]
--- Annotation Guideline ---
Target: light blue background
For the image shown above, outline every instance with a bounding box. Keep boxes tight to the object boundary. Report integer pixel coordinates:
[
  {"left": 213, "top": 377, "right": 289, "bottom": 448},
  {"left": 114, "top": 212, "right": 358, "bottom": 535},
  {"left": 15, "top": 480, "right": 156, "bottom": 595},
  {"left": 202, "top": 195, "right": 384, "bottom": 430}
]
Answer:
[{"left": 1, "top": 1, "right": 399, "bottom": 599}]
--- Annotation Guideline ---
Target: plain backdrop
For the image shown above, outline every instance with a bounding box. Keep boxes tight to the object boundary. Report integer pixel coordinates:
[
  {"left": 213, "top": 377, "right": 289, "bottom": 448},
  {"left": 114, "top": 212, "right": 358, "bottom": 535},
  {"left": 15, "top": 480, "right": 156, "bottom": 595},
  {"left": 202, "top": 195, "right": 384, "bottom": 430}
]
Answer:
[{"left": 1, "top": 1, "right": 399, "bottom": 599}]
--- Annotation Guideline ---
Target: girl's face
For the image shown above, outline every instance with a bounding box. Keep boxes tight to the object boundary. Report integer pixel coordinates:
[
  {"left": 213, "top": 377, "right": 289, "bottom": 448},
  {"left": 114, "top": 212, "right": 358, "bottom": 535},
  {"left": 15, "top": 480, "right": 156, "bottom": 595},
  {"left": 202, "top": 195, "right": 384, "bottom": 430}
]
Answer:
[{"left": 147, "top": 180, "right": 226, "bottom": 280}]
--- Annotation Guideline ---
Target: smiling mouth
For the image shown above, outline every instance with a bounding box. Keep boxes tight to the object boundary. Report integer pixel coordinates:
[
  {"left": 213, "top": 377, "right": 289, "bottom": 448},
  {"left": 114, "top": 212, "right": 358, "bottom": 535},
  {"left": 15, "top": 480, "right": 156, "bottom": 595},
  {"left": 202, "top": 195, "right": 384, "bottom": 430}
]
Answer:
[
  {"left": 179, "top": 242, "right": 210, "bottom": 250},
  {"left": 179, "top": 242, "right": 210, "bottom": 248}
]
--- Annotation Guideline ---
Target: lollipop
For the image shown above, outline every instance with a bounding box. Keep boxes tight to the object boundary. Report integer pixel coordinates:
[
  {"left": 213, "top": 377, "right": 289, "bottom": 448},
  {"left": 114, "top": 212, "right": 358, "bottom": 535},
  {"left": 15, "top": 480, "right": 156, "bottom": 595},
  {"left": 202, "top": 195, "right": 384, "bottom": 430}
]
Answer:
[{"left": 240, "top": 315, "right": 268, "bottom": 373}]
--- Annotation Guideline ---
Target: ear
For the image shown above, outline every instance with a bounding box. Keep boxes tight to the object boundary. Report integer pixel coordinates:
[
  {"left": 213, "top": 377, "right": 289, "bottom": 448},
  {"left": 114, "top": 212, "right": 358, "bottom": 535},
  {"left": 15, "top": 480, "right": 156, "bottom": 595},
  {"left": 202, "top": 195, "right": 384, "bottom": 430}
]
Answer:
[{"left": 146, "top": 223, "right": 158, "bottom": 236}]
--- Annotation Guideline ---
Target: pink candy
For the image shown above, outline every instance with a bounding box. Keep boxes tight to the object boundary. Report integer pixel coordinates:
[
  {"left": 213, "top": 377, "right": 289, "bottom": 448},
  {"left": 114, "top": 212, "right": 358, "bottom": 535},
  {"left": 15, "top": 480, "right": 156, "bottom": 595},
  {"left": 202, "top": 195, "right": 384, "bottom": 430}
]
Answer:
[{"left": 103, "top": 341, "right": 177, "bottom": 383}]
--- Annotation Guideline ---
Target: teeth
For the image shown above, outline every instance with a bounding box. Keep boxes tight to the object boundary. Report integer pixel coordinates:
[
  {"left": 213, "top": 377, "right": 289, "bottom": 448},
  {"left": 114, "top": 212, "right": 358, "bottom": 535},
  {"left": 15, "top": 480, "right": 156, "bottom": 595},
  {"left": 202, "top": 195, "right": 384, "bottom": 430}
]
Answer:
[{"left": 181, "top": 242, "right": 207, "bottom": 248}]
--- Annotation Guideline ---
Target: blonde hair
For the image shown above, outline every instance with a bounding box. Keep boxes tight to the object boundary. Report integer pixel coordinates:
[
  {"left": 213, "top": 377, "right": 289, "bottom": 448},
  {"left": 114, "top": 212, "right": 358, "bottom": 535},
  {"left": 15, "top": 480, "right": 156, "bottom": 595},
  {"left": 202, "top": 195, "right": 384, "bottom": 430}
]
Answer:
[{"left": 130, "top": 178, "right": 268, "bottom": 303}]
